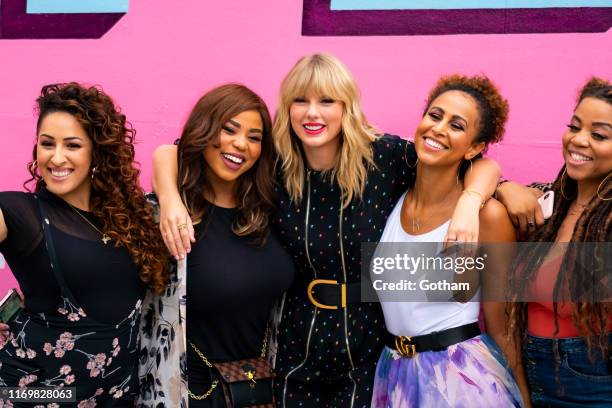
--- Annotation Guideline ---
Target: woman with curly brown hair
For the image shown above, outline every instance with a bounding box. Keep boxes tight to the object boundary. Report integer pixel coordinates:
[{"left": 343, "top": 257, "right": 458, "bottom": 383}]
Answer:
[
  {"left": 371, "top": 75, "right": 527, "bottom": 407},
  {"left": 498, "top": 78, "right": 612, "bottom": 407},
  {"left": 0, "top": 82, "right": 168, "bottom": 406}
]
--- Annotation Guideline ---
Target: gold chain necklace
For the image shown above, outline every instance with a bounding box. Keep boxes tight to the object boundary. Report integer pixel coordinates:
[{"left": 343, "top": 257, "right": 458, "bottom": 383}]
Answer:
[
  {"left": 187, "top": 326, "right": 270, "bottom": 400},
  {"left": 409, "top": 186, "right": 460, "bottom": 233},
  {"left": 67, "top": 203, "right": 111, "bottom": 245}
]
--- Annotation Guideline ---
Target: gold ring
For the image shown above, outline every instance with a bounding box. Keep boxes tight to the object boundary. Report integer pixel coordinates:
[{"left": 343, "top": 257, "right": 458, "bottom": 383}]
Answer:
[{"left": 177, "top": 223, "right": 187, "bottom": 230}]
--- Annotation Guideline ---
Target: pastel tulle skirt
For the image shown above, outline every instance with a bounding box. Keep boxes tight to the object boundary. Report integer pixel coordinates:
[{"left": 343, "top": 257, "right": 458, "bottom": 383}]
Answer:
[{"left": 371, "top": 334, "right": 524, "bottom": 408}]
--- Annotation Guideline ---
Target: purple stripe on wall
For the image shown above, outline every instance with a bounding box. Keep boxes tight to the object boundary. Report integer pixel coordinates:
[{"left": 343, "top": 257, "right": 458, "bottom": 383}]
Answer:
[
  {"left": 303, "top": 0, "right": 612, "bottom": 35},
  {"left": 0, "top": 0, "right": 124, "bottom": 39}
]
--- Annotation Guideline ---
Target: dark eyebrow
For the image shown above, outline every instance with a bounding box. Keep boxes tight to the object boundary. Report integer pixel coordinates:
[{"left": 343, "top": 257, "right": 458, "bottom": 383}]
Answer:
[
  {"left": 227, "top": 119, "right": 262, "bottom": 134},
  {"left": 451, "top": 114, "right": 468, "bottom": 125},
  {"left": 39, "top": 134, "right": 83, "bottom": 141},
  {"left": 429, "top": 106, "right": 468, "bottom": 125},
  {"left": 592, "top": 122, "right": 612, "bottom": 130},
  {"left": 571, "top": 115, "right": 583, "bottom": 124}
]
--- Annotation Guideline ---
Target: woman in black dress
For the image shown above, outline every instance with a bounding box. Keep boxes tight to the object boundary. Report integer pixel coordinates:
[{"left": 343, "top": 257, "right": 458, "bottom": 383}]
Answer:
[
  {"left": 139, "top": 84, "right": 295, "bottom": 407},
  {"left": 152, "top": 54, "right": 502, "bottom": 407},
  {"left": 0, "top": 83, "right": 168, "bottom": 406}
]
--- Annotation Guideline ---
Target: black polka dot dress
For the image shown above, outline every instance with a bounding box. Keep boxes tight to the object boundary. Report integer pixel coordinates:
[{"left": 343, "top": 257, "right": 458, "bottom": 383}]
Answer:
[{"left": 273, "top": 135, "right": 416, "bottom": 408}]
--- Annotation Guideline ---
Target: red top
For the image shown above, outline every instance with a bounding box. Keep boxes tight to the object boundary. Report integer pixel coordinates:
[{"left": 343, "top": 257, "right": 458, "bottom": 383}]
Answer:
[{"left": 527, "top": 255, "right": 611, "bottom": 338}]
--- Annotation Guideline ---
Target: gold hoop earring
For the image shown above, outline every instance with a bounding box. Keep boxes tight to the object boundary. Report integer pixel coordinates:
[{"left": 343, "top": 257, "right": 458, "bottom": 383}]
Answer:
[
  {"left": 30, "top": 160, "right": 38, "bottom": 173},
  {"left": 560, "top": 167, "right": 576, "bottom": 200},
  {"left": 596, "top": 172, "right": 612, "bottom": 201},
  {"left": 456, "top": 159, "right": 473, "bottom": 185},
  {"left": 91, "top": 166, "right": 97, "bottom": 180},
  {"left": 404, "top": 142, "right": 418, "bottom": 168}
]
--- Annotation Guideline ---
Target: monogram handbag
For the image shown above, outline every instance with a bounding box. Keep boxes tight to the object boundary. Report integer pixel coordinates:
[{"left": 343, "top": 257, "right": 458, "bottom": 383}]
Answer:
[
  {"left": 213, "top": 357, "right": 275, "bottom": 408},
  {"left": 189, "top": 325, "right": 274, "bottom": 408}
]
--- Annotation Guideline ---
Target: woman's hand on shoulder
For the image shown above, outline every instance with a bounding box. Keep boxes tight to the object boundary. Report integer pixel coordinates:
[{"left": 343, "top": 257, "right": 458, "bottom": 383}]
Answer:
[
  {"left": 495, "top": 181, "right": 545, "bottom": 237},
  {"left": 159, "top": 196, "right": 194, "bottom": 260},
  {"left": 445, "top": 192, "right": 482, "bottom": 244}
]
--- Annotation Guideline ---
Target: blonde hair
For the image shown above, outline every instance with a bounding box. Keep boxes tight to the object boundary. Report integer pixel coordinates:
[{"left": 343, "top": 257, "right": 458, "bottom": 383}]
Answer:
[{"left": 273, "top": 53, "right": 378, "bottom": 207}]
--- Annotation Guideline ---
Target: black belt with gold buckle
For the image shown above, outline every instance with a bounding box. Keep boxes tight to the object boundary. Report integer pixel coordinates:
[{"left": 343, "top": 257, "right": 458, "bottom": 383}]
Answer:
[
  {"left": 385, "top": 322, "right": 481, "bottom": 358},
  {"left": 306, "top": 279, "right": 361, "bottom": 310}
]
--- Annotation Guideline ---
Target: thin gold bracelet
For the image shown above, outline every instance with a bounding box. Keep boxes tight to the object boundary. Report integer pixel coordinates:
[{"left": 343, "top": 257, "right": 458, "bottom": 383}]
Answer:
[{"left": 462, "top": 189, "right": 486, "bottom": 209}]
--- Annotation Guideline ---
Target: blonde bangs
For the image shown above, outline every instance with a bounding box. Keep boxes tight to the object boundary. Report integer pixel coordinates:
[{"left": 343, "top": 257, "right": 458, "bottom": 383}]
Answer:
[{"left": 274, "top": 54, "right": 378, "bottom": 208}]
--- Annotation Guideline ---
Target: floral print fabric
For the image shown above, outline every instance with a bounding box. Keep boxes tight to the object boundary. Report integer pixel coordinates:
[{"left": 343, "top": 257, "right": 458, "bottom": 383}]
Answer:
[
  {"left": 137, "top": 258, "right": 188, "bottom": 408},
  {"left": 0, "top": 292, "right": 142, "bottom": 407}
]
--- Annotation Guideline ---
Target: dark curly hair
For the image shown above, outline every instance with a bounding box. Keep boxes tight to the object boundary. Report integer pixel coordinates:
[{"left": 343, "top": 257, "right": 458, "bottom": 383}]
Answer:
[
  {"left": 424, "top": 74, "right": 509, "bottom": 149},
  {"left": 177, "top": 83, "right": 276, "bottom": 241},
  {"left": 507, "top": 77, "right": 612, "bottom": 362},
  {"left": 25, "top": 82, "right": 169, "bottom": 294}
]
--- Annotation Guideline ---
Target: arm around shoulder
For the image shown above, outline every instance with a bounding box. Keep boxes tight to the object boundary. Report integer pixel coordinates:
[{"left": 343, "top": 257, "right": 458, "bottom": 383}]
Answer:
[
  {"left": 152, "top": 144, "right": 180, "bottom": 200},
  {"left": 465, "top": 158, "right": 501, "bottom": 200}
]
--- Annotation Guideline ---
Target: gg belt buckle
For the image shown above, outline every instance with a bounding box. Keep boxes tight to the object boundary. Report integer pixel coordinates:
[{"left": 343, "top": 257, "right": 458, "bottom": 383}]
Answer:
[
  {"left": 307, "top": 279, "right": 347, "bottom": 310},
  {"left": 394, "top": 336, "right": 417, "bottom": 358}
]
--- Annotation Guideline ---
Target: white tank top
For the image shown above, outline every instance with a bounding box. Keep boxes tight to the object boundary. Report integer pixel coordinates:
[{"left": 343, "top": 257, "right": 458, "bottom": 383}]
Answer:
[{"left": 377, "top": 191, "right": 480, "bottom": 337}]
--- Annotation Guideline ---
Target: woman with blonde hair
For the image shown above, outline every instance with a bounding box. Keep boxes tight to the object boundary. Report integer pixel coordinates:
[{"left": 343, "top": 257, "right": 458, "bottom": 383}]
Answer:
[{"left": 153, "top": 54, "right": 501, "bottom": 407}]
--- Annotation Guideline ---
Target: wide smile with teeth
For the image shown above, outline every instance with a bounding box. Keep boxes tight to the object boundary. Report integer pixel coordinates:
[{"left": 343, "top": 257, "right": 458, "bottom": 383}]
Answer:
[
  {"left": 50, "top": 169, "right": 73, "bottom": 177},
  {"left": 424, "top": 137, "right": 447, "bottom": 150},
  {"left": 569, "top": 152, "right": 592, "bottom": 162},
  {"left": 222, "top": 153, "right": 244, "bottom": 164},
  {"left": 304, "top": 124, "right": 324, "bottom": 131}
]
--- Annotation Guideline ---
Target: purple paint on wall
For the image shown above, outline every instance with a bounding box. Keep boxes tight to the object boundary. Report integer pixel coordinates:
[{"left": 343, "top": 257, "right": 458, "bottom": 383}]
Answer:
[
  {"left": 0, "top": 0, "right": 124, "bottom": 39},
  {"left": 303, "top": 0, "right": 612, "bottom": 35}
]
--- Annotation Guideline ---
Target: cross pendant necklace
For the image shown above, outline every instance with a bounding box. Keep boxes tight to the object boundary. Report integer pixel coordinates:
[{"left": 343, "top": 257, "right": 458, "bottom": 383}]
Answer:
[{"left": 67, "top": 203, "right": 112, "bottom": 245}]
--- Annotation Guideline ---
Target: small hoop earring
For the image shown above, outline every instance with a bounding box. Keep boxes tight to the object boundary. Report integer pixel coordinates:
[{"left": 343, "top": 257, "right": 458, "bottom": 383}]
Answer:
[
  {"left": 560, "top": 167, "right": 576, "bottom": 200},
  {"left": 404, "top": 142, "right": 418, "bottom": 168},
  {"left": 596, "top": 172, "right": 612, "bottom": 201},
  {"left": 91, "top": 166, "right": 97, "bottom": 180},
  {"left": 30, "top": 160, "right": 38, "bottom": 173}
]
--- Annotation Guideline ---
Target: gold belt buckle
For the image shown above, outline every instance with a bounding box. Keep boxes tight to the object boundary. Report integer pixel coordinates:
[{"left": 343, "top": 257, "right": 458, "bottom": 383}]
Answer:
[
  {"left": 307, "top": 279, "right": 347, "bottom": 310},
  {"left": 394, "top": 336, "right": 417, "bottom": 358}
]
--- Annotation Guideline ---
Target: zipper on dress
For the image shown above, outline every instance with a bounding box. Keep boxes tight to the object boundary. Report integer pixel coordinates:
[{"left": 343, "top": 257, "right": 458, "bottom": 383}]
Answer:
[
  {"left": 339, "top": 203, "right": 357, "bottom": 408},
  {"left": 282, "top": 170, "right": 319, "bottom": 408}
]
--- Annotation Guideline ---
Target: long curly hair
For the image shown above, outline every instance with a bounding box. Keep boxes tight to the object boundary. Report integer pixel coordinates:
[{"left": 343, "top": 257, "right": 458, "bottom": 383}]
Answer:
[
  {"left": 25, "top": 83, "right": 169, "bottom": 294},
  {"left": 177, "top": 83, "right": 275, "bottom": 240},
  {"left": 507, "top": 77, "right": 612, "bottom": 359}
]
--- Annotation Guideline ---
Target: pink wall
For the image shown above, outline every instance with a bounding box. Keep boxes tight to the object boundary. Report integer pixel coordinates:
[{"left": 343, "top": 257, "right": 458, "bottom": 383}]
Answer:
[{"left": 0, "top": 1, "right": 610, "bottom": 292}]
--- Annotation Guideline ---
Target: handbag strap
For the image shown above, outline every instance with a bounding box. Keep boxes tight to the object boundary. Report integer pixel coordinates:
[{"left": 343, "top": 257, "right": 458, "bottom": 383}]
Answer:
[
  {"left": 36, "top": 195, "right": 81, "bottom": 305},
  {"left": 187, "top": 323, "right": 271, "bottom": 401}
]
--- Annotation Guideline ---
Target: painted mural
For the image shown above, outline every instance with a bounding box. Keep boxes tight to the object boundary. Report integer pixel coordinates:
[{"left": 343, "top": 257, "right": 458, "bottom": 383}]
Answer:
[
  {"left": 303, "top": 0, "right": 612, "bottom": 35},
  {"left": 0, "top": 0, "right": 128, "bottom": 38}
]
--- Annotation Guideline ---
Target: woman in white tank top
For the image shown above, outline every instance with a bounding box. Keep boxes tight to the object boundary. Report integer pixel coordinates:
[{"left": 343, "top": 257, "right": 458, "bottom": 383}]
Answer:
[{"left": 371, "top": 75, "right": 530, "bottom": 408}]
